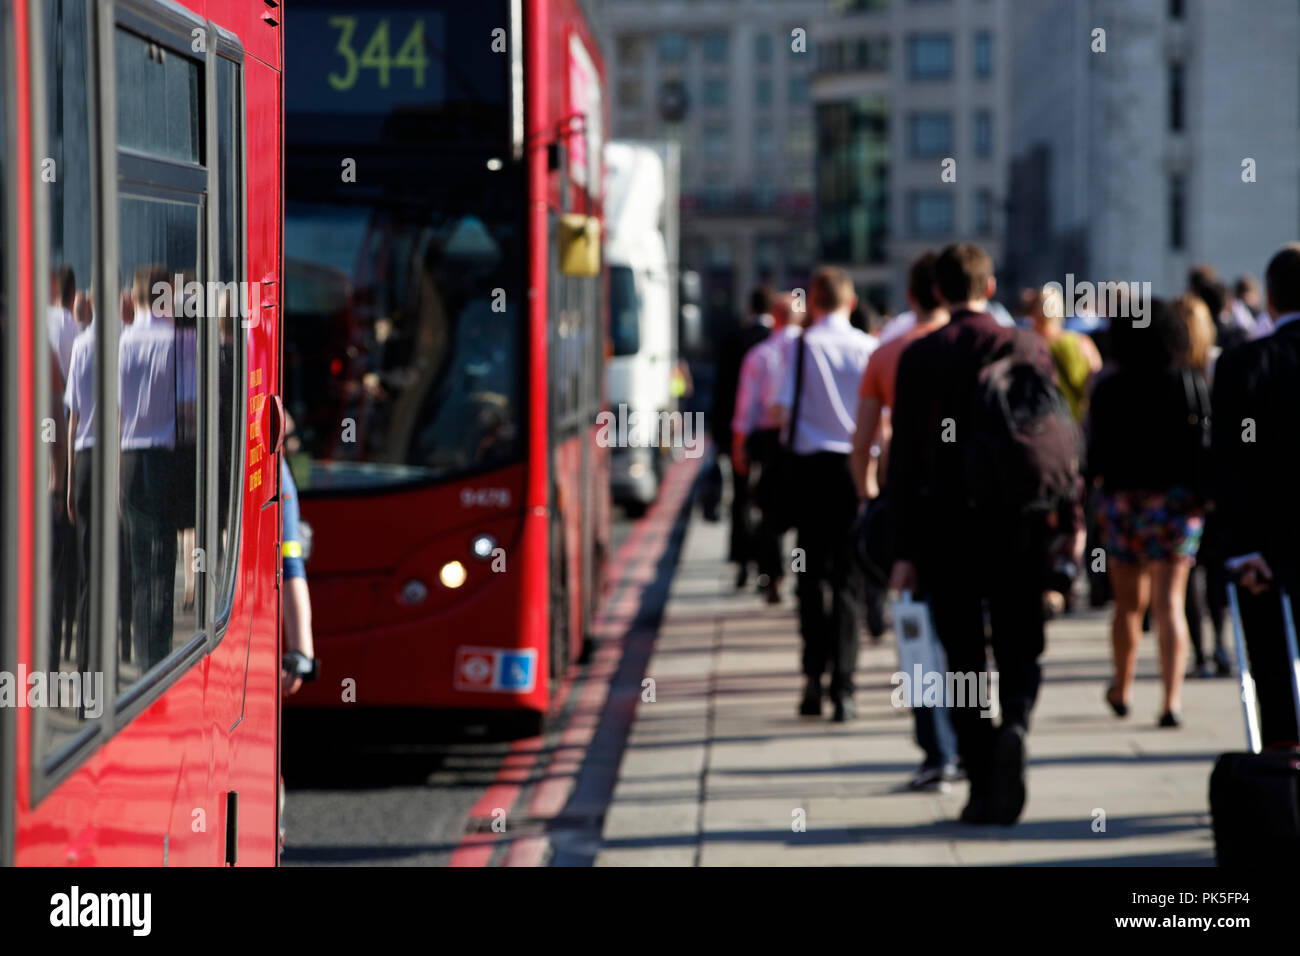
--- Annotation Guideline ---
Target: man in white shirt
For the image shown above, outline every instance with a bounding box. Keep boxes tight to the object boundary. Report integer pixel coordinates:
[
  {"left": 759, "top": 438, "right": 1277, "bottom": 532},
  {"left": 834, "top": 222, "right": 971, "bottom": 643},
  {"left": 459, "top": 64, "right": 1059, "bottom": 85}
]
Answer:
[
  {"left": 732, "top": 292, "right": 800, "bottom": 602},
  {"left": 119, "top": 265, "right": 180, "bottom": 669},
  {"left": 48, "top": 266, "right": 80, "bottom": 665},
  {"left": 774, "top": 267, "right": 877, "bottom": 721},
  {"left": 65, "top": 306, "right": 97, "bottom": 668},
  {"left": 48, "top": 266, "right": 79, "bottom": 381}
]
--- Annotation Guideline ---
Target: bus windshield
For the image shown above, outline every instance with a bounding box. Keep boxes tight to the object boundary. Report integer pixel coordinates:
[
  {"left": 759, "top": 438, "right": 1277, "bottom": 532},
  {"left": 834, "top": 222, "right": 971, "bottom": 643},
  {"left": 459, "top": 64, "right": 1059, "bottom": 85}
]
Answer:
[{"left": 285, "top": 1, "right": 524, "bottom": 492}]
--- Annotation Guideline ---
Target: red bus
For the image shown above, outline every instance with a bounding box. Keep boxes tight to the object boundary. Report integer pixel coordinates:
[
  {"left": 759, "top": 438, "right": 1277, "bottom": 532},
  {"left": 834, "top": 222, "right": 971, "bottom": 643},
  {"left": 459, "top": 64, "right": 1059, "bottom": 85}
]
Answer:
[
  {"left": 2, "top": 0, "right": 283, "bottom": 865},
  {"left": 283, "top": 0, "right": 611, "bottom": 733}
]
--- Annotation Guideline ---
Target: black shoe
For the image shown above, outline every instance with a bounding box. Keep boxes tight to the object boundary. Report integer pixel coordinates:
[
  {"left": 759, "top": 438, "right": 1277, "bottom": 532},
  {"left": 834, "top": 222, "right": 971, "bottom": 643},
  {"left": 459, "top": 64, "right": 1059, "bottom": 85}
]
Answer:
[
  {"left": 959, "top": 793, "right": 997, "bottom": 825},
  {"left": 1158, "top": 710, "right": 1182, "bottom": 728},
  {"left": 764, "top": 581, "right": 781, "bottom": 605},
  {"left": 1104, "top": 685, "right": 1128, "bottom": 718},
  {"left": 798, "top": 679, "right": 823, "bottom": 717},
  {"left": 735, "top": 566, "right": 750, "bottom": 591},
  {"left": 831, "top": 694, "right": 856, "bottom": 723},
  {"left": 991, "top": 724, "right": 1028, "bottom": 826}
]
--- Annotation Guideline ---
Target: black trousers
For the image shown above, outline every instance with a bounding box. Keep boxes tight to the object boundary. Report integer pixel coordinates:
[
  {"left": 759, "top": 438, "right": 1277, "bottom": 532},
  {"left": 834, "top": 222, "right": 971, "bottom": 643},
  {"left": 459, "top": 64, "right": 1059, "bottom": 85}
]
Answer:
[
  {"left": 747, "top": 428, "right": 784, "bottom": 582},
  {"left": 49, "top": 497, "right": 77, "bottom": 666},
  {"left": 920, "top": 517, "right": 1048, "bottom": 793},
  {"left": 1237, "top": 564, "right": 1300, "bottom": 748},
  {"left": 726, "top": 450, "right": 754, "bottom": 566},
  {"left": 791, "top": 452, "right": 862, "bottom": 694},
  {"left": 121, "top": 448, "right": 176, "bottom": 669},
  {"left": 73, "top": 449, "right": 94, "bottom": 670}
]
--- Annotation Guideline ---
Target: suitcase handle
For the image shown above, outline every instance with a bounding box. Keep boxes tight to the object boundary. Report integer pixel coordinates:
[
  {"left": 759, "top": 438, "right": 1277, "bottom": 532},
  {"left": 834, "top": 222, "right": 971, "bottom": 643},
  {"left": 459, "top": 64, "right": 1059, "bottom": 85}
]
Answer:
[
  {"left": 1227, "top": 583, "right": 1300, "bottom": 755},
  {"left": 1226, "top": 582, "right": 1263, "bottom": 754}
]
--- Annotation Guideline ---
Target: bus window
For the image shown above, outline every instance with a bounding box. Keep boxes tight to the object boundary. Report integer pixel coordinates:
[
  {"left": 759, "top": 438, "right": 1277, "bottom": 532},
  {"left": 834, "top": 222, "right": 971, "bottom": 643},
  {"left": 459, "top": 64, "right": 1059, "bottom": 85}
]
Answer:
[
  {"left": 113, "top": 26, "right": 205, "bottom": 698},
  {"left": 39, "top": 0, "right": 100, "bottom": 760},
  {"left": 284, "top": 3, "right": 526, "bottom": 493},
  {"left": 213, "top": 54, "right": 246, "bottom": 628}
]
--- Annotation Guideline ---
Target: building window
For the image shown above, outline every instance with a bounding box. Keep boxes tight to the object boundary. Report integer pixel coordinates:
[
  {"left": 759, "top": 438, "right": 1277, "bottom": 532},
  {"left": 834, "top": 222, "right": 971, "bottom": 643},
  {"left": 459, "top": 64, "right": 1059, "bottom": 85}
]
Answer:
[
  {"left": 703, "top": 77, "right": 729, "bottom": 108},
  {"left": 756, "top": 32, "right": 774, "bottom": 62},
  {"left": 829, "top": 0, "right": 889, "bottom": 11},
  {"left": 974, "top": 188, "right": 993, "bottom": 235},
  {"left": 973, "top": 109, "right": 993, "bottom": 157},
  {"left": 702, "top": 31, "right": 730, "bottom": 63},
  {"left": 907, "top": 34, "right": 953, "bottom": 80},
  {"left": 973, "top": 31, "right": 993, "bottom": 79},
  {"left": 818, "top": 40, "right": 845, "bottom": 72},
  {"left": 1170, "top": 174, "right": 1185, "bottom": 250},
  {"left": 907, "top": 112, "right": 952, "bottom": 157},
  {"left": 619, "top": 78, "right": 643, "bottom": 108},
  {"left": 788, "top": 122, "right": 814, "bottom": 159},
  {"left": 703, "top": 124, "right": 729, "bottom": 161},
  {"left": 756, "top": 76, "right": 773, "bottom": 108},
  {"left": 788, "top": 74, "right": 811, "bottom": 104},
  {"left": 755, "top": 123, "right": 775, "bottom": 160},
  {"left": 1170, "top": 0, "right": 1185, "bottom": 18},
  {"left": 908, "top": 191, "right": 954, "bottom": 236},
  {"left": 855, "top": 37, "right": 891, "bottom": 72},
  {"left": 617, "top": 35, "right": 644, "bottom": 66},
  {"left": 1169, "top": 61, "right": 1184, "bottom": 131},
  {"left": 658, "top": 33, "right": 687, "bottom": 64}
]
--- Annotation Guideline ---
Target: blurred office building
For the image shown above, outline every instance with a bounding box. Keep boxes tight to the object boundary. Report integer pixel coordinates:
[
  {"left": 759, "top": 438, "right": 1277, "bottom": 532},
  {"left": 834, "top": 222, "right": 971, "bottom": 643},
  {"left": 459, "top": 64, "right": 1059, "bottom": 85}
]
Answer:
[
  {"left": 810, "top": 0, "right": 1009, "bottom": 312},
  {"left": 1004, "top": 0, "right": 1300, "bottom": 295},
  {"left": 602, "top": 0, "right": 822, "bottom": 331}
]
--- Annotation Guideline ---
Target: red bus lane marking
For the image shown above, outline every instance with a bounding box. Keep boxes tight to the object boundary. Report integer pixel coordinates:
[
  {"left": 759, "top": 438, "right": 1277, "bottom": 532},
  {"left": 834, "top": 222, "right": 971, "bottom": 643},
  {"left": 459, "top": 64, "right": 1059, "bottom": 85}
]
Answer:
[
  {"left": 453, "top": 451, "right": 703, "bottom": 866},
  {"left": 503, "top": 454, "right": 700, "bottom": 866}
]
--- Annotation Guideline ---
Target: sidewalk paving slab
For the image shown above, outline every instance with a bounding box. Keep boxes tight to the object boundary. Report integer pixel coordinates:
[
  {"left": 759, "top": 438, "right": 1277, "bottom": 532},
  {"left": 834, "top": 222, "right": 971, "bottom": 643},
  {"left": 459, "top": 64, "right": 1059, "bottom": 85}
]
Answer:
[{"left": 594, "top": 509, "right": 1229, "bottom": 866}]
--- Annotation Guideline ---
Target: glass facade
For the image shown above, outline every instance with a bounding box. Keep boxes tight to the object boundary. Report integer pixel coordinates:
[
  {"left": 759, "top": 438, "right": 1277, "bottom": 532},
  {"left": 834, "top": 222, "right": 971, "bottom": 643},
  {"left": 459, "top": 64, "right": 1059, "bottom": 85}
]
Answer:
[{"left": 816, "top": 98, "right": 890, "bottom": 264}]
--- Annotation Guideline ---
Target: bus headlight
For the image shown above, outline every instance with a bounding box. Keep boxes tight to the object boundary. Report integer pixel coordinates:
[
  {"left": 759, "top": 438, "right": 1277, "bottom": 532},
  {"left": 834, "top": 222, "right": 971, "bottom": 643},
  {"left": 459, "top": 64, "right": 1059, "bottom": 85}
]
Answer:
[
  {"left": 471, "top": 534, "right": 497, "bottom": 560},
  {"left": 439, "top": 560, "right": 468, "bottom": 589}
]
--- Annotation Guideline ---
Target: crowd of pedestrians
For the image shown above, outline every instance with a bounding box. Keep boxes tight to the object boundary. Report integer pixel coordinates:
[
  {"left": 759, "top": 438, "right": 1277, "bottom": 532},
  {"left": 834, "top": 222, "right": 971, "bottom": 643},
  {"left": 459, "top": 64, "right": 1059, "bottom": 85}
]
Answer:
[{"left": 717, "top": 241, "right": 1300, "bottom": 826}]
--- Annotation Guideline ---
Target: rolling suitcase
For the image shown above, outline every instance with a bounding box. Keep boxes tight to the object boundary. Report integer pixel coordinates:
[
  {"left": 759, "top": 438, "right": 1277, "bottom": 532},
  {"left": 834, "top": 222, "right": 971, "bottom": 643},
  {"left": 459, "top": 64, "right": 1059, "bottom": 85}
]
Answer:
[{"left": 1208, "top": 585, "right": 1300, "bottom": 866}]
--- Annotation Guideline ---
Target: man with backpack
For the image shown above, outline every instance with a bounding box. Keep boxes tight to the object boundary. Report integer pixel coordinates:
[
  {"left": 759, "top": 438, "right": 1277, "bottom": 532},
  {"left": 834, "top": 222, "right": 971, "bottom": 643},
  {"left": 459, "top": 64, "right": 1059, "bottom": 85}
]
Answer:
[{"left": 887, "top": 244, "right": 1080, "bottom": 825}]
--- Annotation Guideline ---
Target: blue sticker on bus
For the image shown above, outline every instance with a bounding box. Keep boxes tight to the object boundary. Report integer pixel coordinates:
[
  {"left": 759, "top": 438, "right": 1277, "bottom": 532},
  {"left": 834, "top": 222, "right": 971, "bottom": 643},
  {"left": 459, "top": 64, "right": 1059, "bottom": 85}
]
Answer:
[{"left": 497, "top": 651, "right": 535, "bottom": 691}]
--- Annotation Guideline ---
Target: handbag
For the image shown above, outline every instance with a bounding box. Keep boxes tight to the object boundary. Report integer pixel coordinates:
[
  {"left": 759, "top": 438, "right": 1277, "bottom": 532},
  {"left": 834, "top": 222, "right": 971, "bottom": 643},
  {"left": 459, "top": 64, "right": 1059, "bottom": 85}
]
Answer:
[{"left": 891, "top": 590, "right": 950, "bottom": 708}]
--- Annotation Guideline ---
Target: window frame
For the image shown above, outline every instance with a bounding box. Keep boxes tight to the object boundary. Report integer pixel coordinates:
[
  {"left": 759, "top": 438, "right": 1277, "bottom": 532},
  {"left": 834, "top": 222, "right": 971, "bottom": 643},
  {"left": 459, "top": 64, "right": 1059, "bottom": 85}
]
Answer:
[
  {"left": 0, "top": 0, "right": 16, "bottom": 867},
  {"left": 28, "top": 0, "right": 248, "bottom": 803},
  {"left": 906, "top": 32, "right": 953, "bottom": 81},
  {"left": 907, "top": 110, "right": 952, "bottom": 158}
]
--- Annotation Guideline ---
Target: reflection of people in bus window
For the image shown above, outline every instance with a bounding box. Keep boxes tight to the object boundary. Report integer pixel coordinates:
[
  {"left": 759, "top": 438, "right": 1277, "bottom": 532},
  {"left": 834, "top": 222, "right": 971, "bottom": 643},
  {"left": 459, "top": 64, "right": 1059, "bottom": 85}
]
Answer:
[
  {"left": 48, "top": 266, "right": 77, "bottom": 667},
  {"left": 119, "top": 265, "right": 178, "bottom": 669}
]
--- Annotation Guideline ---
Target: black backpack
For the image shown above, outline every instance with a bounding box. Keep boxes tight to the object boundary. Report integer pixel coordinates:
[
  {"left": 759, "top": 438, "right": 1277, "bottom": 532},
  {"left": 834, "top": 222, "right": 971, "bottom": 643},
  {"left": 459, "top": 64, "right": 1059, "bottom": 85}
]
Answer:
[{"left": 964, "top": 353, "right": 1081, "bottom": 522}]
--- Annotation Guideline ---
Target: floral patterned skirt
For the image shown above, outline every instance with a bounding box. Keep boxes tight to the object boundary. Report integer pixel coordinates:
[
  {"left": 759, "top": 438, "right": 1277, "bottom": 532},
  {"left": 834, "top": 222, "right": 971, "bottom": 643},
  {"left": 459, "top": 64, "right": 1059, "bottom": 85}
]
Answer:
[{"left": 1094, "top": 486, "right": 1204, "bottom": 565}]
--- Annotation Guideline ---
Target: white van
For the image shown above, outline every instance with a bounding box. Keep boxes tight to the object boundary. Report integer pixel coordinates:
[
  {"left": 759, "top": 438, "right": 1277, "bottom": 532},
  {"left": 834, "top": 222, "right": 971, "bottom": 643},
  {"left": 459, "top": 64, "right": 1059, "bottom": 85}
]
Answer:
[{"left": 604, "top": 141, "right": 675, "bottom": 515}]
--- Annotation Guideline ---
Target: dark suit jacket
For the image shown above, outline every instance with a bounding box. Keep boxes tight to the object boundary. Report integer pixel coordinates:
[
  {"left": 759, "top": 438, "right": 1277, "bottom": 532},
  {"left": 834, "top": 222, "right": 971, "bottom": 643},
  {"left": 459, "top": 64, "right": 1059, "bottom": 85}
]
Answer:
[
  {"left": 1211, "top": 318, "right": 1300, "bottom": 573},
  {"left": 887, "top": 308, "right": 1054, "bottom": 564},
  {"left": 709, "top": 319, "right": 770, "bottom": 448}
]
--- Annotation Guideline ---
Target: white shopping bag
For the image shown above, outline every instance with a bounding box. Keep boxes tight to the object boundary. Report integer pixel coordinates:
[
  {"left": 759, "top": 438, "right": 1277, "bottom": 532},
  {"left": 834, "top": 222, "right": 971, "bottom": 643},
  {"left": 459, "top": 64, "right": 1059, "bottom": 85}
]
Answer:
[{"left": 892, "top": 590, "right": 948, "bottom": 707}]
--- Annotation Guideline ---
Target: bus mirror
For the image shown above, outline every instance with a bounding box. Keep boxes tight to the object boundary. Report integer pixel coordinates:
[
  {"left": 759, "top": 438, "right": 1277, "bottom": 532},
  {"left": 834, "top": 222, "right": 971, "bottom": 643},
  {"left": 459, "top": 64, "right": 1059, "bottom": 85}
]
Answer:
[{"left": 558, "top": 214, "right": 601, "bottom": 277}]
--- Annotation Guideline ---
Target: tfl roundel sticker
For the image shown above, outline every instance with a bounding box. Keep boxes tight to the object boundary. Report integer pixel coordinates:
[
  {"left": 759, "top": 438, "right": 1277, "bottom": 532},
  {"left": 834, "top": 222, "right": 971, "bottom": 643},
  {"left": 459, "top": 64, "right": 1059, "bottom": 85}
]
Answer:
[{"left": 454, "top": 646, "right": 537, "bottom": 694}]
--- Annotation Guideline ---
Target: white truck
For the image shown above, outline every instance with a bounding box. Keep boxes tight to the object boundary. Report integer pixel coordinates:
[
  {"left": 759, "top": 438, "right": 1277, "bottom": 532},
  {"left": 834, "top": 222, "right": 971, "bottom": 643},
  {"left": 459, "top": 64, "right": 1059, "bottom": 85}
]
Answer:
[{"left": 603, "top": 140, "right": 679, "bottom": 515}]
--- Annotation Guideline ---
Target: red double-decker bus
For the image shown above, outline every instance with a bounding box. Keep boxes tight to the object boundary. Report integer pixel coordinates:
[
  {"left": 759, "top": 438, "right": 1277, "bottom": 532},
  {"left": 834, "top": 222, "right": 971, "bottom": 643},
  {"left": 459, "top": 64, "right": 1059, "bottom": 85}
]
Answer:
[
  {"left": 2, "top": 0, "right": 283, "bottom": 865},
  {"left": 283, "top": 1, "right": 610, "bottom": 732}
]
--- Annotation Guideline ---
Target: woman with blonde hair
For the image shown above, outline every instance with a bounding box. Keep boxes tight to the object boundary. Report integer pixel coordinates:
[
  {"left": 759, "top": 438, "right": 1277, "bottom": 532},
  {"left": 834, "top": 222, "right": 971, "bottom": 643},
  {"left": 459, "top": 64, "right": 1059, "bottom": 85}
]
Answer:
[{"left": 1173, "top": 293, "right": 1231, "bottom": 678}]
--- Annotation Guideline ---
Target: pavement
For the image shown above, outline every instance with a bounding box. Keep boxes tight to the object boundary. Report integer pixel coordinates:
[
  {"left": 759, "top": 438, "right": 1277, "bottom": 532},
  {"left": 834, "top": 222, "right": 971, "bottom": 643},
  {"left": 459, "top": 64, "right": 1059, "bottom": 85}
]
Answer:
[{"left": 592, "top": 491, "right": 1246, "bottom": 866}]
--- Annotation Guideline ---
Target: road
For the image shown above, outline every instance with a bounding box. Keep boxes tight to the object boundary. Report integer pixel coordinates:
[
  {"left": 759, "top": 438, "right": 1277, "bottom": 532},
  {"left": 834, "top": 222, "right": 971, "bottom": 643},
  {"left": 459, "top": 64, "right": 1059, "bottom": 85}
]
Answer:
[{"left": 280, "top": 492, "right": 665, "bottom": 866}]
